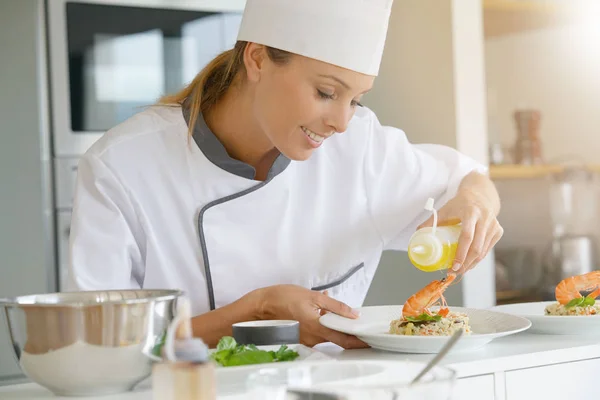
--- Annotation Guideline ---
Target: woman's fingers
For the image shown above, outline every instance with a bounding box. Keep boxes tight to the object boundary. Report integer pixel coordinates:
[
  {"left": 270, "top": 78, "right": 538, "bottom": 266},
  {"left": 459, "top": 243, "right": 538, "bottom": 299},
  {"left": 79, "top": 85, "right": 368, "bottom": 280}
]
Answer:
[
  {"left": 483, "top": 222, "right": 504, "bottom": 257},
  {"left": 313, "top": 292, "right": 360, "bottom": 319},
  {"left": 452, "top": 216, "right": 476, "bottom": 272},
  {"left": 313, "top": 323, "right": 369, "bottom": 349},
  {"left": 462, "top": 218, "right": 491, "bottom": 272},
  {"left": 319, "top": 290, "right": 329, "bottom": 316}
]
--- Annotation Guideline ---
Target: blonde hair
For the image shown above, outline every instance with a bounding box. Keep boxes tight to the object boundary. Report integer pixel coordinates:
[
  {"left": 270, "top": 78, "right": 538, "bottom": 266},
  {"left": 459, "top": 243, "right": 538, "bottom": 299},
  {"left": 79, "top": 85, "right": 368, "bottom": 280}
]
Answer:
[{"left": 158, "top": 41, "right": 292, "bottom": 137}]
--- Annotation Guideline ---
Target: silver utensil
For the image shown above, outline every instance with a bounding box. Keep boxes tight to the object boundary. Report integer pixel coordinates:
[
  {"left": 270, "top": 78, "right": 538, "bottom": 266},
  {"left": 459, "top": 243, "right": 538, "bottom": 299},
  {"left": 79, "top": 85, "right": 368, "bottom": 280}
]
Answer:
[
  {"left": 0, "top": 289, "right": 182, "bottom": 397},
  {"left": 410, "top": 328, "right": 463, "bottom": 385}
]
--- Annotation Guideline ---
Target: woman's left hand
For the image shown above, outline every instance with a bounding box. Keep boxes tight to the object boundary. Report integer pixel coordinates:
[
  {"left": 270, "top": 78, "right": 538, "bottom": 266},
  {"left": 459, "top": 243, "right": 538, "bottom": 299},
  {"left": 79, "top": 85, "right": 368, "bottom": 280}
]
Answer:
[{"left": 417, "top": 175, "right": 503, "bottom": 274}]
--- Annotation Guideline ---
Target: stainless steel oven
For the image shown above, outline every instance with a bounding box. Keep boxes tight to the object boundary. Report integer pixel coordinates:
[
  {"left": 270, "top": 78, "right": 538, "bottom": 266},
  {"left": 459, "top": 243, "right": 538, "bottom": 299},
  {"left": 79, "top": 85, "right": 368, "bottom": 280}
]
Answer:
[
  {"left": 47, "top": 0, "right": 245, "bottom": 157},
  {"left": 46, "top": 0, "right": 246, "bottom": 289}
]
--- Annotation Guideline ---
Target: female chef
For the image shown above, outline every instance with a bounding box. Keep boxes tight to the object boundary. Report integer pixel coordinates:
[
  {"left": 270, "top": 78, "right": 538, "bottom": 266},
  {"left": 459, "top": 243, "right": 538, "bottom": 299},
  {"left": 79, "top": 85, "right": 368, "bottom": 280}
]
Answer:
[{"left": 68, "top": 0, "right": 502, "bottom": 349}]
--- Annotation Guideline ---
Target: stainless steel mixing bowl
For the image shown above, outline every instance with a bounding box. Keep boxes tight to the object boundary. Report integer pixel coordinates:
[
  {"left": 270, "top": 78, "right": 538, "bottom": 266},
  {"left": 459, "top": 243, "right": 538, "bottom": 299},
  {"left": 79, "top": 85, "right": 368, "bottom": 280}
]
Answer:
[{"left": 0, "top": 289, "right": 182, "bottom": 396}]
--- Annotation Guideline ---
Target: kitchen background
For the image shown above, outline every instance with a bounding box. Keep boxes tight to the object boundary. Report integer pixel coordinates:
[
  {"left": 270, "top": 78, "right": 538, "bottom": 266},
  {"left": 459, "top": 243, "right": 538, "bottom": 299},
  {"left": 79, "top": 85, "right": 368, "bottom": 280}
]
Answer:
[{"left": 1, "top": 0, "right": 598, "bottom": 385}]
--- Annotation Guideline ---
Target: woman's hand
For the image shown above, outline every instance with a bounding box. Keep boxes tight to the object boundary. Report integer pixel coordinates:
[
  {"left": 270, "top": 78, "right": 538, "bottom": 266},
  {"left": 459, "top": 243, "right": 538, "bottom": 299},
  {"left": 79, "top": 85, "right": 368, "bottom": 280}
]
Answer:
[
  {"left": 253, "top": 284, "right": 369, "bottom": 349},
  {"left": 418, "top": 172, "right": 503, "bottom": 274}
]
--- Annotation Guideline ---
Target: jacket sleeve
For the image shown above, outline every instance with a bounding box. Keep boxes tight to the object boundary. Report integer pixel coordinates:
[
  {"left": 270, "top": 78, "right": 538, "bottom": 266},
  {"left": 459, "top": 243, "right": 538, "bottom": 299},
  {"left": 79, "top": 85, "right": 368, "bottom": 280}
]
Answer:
[
  {"left": 361, "top": 109, "right": 488, "bottom": 252},
  {"left": 67, "top": 152, "right": 145, "bottom": 291}
]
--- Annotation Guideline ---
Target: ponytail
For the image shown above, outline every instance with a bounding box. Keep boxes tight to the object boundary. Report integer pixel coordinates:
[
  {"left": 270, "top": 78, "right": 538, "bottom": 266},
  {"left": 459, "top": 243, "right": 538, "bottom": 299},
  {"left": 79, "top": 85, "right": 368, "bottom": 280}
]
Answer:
[{"left": 158, "top": 41, "right": 292, "bottom": 137}]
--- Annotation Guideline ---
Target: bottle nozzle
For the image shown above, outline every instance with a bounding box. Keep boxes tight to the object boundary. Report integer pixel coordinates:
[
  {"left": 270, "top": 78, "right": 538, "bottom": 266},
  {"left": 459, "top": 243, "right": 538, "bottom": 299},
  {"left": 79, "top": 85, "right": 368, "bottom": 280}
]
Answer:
[
  {"left": 424, "top": 197, "right": 438, "bottom": 234},
  {"left": 424, "top": 198, "right": 435, "bottom": 211},
  {"left": 164, "top": 296, "right": 208, "bottom": 363}
]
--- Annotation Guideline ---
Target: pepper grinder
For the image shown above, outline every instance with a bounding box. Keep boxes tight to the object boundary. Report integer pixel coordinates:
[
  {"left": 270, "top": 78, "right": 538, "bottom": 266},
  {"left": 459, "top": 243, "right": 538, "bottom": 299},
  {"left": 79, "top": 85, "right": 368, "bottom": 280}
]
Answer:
[{"left": 152, "top": 297, "right": 216, "bottom": 400}]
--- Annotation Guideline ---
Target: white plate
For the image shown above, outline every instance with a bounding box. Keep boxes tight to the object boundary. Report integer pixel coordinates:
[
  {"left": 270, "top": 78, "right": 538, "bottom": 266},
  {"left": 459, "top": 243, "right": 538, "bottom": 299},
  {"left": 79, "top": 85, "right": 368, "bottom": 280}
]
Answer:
[
  {"left": 491, "top": 301, "right": 600, "bottom": 335},
  {"left": 319, "top": 305, "right": 531, "bottom": 354}
]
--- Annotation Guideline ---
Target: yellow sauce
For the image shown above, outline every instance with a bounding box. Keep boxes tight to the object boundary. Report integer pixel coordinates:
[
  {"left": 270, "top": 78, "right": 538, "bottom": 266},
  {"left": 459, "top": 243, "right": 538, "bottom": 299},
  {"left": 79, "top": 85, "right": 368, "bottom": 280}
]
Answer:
[{"left": 408, "top": 242, "right": 458, "bottom": 272}]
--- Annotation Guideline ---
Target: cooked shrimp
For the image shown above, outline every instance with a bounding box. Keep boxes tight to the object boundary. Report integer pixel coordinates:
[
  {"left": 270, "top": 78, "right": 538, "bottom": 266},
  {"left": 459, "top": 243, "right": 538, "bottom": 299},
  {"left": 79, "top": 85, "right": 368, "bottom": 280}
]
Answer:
[
  {"left": 555, "top": 271, "right": 600, "bottom": 305},
  {"left": 402, "top": 274, "right": 457, "bottom": 318}
]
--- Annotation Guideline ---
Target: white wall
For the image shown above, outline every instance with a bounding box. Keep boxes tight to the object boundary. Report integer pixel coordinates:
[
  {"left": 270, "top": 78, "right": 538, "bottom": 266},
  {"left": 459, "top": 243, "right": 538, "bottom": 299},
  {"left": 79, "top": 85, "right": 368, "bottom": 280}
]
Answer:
[
  {"left": 485, "top": 23, "right": 600, "bottom": 164},
  {"left": 0, "top": 0, "right": 56, "bottom": 383},
  {"left": 363, "top": 0, "right": 495, "bottom": 309}
]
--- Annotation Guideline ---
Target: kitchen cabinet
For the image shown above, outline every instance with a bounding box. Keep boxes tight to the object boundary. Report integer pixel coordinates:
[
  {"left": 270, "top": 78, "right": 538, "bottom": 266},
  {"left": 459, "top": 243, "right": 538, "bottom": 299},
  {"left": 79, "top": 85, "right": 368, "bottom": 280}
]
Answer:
[
  {"left": 505, "top": 357, "right": 600, "bottom": 399},
  {"left": 489, "top": 164, "right": 600, "bottom": 180},
  {"left": 483, "top": 0, "right": 591, "bottom": 38},
  {"left": 453, "top": 374, "right": 496, "bottom": 400}
]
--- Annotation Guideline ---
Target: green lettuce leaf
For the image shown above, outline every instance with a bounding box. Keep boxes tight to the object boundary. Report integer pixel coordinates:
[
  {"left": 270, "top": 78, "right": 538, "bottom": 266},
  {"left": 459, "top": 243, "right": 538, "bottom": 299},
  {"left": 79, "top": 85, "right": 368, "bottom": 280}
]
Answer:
[
  {"left": 223, "top": 350, "right": 274, "bottom": 366},
  {"left": 210, "top": 336, "right": 299, "bottom": 367},
  {"left": 216, "top": 336, "right": 237, "bottom": 351}
]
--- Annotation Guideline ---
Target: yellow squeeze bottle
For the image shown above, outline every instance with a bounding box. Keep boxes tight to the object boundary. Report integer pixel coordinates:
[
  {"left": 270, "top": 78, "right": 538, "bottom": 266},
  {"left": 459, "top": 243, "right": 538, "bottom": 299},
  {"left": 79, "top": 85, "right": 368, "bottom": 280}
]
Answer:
[{"left": 408, "top": 198, "right": 461, "bottom": 272}]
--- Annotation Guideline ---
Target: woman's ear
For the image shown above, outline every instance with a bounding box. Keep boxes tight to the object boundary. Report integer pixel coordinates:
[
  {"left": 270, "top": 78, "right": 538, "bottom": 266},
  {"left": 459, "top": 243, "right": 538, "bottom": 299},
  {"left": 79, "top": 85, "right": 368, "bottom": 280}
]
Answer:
[{"left": 243, "top": 42, "right": 267, "bottom": 83}]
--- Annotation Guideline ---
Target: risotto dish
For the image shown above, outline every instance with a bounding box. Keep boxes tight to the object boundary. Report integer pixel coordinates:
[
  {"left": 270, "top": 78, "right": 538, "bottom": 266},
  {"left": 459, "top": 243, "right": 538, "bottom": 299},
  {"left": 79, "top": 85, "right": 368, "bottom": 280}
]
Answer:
[
  {"left": 389, "top": 310, "right": 472, "bottom": 336},
  {"left": 544, "top": 302, "right": 600, "bottom": 316},
  {"left": 547, "top": 271, "right": 600, "bottom": 316}
]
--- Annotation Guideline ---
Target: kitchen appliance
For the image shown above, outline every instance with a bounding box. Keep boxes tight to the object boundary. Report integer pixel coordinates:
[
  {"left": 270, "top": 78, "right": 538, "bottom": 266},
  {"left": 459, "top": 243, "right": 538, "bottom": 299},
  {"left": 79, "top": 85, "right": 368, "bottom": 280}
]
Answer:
[
  {"left": 494, "top": 247, "right": 544, "bottom": 304},
  {"left": 541, "top": 234, "right": 598, "bottom": 300},
  {"left": 540, "top": 166, "right": 600, "bottom": 300},
  {"left": 48, "top": 0, "right": 246, "bottom": 158},
  {"left": 548, "top": 165, "right": 599, "bottom": 237},
  {"left": 47, "top": 0, "right": 246, "bottom": 290}
]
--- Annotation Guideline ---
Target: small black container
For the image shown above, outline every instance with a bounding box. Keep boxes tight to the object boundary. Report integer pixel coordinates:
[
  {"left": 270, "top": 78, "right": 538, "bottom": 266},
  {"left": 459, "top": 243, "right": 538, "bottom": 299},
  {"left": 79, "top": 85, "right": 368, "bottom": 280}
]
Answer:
[{"left": 232, "top": 320, "right": 300, "bottom": 346}]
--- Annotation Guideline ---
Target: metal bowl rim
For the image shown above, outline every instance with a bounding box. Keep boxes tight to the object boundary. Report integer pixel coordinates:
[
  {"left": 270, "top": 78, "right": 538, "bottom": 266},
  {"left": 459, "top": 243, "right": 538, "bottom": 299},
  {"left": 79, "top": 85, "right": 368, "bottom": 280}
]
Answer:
[{"left": 0, "top": 289, "right": 184, "bottom": 308}]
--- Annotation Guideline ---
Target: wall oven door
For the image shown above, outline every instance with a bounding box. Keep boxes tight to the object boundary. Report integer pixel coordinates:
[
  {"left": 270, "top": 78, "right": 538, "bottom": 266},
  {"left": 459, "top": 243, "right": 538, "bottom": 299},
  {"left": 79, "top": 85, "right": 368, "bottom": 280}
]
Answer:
[{"left": 47, "top": 0, "right": 246, "bottom": 157}]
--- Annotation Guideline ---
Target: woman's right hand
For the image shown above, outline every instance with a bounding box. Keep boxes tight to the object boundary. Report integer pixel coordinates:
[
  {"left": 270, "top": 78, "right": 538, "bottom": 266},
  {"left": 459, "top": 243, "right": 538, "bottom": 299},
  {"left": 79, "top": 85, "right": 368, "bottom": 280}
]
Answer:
[{"left": 251, "top": 284, "right": 369, "bottom": 349}]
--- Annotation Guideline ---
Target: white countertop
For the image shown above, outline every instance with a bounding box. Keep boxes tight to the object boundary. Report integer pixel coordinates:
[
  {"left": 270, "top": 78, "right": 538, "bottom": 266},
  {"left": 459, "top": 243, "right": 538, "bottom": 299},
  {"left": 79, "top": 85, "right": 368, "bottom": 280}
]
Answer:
[
  {"left": 315, "top": 331, "right": 600, "bottom": 377},
  {"left": 2, "top": 332, "right": 600, "bottom": 399}
]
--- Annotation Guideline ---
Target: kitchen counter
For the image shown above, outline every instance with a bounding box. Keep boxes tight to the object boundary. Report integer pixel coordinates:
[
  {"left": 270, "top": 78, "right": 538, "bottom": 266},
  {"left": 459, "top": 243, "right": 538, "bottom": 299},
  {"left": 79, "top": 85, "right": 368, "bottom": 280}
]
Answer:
[{"left": 1, "top": 332, "right": 600, "bottom": 400}]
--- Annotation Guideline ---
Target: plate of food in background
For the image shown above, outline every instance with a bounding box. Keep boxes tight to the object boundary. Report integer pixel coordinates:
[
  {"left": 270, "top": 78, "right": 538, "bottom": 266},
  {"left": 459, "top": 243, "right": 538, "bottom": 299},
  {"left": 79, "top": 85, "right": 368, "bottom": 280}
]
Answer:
[
  {"left": 320, "top": 274, "right": 531, "bottom": 354},
  {"left": 491, "top": 271, "right": 600, "bottom": 335}
]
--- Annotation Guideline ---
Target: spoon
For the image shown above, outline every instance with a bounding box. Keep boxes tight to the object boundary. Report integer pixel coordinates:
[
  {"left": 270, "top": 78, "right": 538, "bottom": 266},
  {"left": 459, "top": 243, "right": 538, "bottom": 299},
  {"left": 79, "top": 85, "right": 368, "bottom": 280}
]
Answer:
[{"left": 409, "top": 328, "right": 463, "bottom": 385}]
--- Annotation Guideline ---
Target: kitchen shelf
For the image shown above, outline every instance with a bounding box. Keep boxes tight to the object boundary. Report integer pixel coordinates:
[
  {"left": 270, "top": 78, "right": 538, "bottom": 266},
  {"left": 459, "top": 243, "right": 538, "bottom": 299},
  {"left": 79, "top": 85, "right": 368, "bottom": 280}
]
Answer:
[
  {"left": 489, "top": 164, "right": 600, "bottom": 179},
  {"left": 483, "top": 0, "right": 587, "bottom": 38}
]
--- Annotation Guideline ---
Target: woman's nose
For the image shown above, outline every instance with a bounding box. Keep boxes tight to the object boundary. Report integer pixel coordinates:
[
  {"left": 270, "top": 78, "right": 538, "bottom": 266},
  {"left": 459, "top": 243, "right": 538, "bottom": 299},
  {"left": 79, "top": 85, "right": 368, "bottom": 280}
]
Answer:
[{"left": 324, "top": 105, "right": 355, "bottom": 134}]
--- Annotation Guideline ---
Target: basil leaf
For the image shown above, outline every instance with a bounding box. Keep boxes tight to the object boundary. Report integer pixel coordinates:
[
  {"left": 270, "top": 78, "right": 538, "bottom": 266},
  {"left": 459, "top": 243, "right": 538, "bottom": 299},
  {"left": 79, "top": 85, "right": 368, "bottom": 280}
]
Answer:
[
  {"left": 223, "top": 350, "right": 275, "bottom": 366},
  {"left": 405, "top": 312, "right": 442, "bottom": 322},
  {"left": 582, "top": 296, "right": 596, "bottom": 307},
  {"left": 217, "top": 336, "right": 237, "bottom": 352},
  {"left": 565, "top": 298, "right": 585, "bottom": 308}
]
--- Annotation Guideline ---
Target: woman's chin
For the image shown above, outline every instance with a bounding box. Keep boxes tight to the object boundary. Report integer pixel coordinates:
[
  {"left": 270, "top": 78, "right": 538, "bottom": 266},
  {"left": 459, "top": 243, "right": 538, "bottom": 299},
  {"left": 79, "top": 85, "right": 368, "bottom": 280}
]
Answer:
[{"left": 283, "top": 148, "right": 316, "bottom": 162}]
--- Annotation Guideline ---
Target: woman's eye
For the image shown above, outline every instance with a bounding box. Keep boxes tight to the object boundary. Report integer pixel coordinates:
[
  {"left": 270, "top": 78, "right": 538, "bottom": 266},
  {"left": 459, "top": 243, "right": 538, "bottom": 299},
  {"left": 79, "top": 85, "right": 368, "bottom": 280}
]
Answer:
[
  {"left": 317, "top": 90, "right": 334, "bottom": 100},
  {"left": 318, "top": 89, "right": 363, "bottom": 108}
]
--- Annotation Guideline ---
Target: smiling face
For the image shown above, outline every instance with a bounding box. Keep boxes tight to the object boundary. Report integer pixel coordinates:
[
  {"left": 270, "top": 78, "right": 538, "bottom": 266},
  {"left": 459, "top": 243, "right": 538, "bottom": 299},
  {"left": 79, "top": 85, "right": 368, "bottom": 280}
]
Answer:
[{"left": 244, "top": 43, "right": 375, "bottom": 161}]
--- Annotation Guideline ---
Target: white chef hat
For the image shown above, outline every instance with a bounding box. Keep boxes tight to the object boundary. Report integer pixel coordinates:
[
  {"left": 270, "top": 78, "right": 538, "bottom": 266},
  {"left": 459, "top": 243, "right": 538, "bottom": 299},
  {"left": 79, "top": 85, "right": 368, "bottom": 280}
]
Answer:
[{"left": 236, "top": 0, "right": 394, "bottom": 77}]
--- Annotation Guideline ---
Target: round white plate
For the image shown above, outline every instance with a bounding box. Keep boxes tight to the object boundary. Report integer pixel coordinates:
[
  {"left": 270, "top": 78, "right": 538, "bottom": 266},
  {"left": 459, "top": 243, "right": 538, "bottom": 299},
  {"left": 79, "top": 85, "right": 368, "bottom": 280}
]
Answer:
[
  {"left": 319, "top": 305, "right": 531, "bottom": 354},
  {"left": 491, "top": 301, "right": 600, "bottom": 335}
]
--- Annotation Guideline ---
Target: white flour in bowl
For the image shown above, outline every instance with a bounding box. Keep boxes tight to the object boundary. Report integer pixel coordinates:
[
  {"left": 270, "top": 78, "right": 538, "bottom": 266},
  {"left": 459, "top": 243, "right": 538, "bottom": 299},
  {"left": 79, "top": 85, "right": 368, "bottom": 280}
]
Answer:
[{"left": 19, "top": 340, "right": 150, "bottom": 393}]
